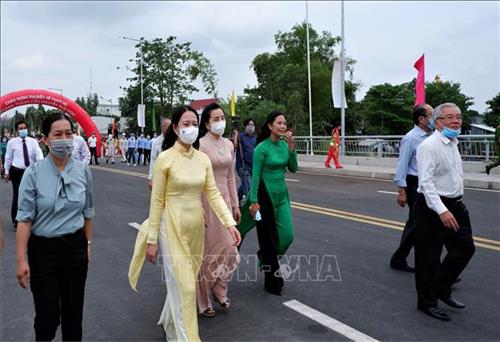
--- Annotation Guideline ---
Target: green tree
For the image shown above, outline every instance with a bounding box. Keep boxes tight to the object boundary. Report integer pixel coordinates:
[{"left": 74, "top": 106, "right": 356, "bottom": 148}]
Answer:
[
  {"left": 357, "top": 83, "right": 414, "bottom": 135},
  {"left": 483, "top": 93, "right": 500, "bottom": 127},
  {"left": 425, "top": 80, "right": 474, "bottom": 130},
  {"left": 245, "top": 22, "right": 359, "bottom": 135},
  {"left": 75, "top": 93, "right": 99, "bottom": 116}
]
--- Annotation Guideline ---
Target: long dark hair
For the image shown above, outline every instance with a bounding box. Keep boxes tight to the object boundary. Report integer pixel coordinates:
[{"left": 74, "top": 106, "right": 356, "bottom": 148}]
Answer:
[
  {"left": 198, "top": 102, "right": 223, "bottom": 139},
  {"left": 161, "top": 105, "right": 200, "bottom": 151},
  {"left": 256, "top": 110, "right": 285, "bottom": 145}
]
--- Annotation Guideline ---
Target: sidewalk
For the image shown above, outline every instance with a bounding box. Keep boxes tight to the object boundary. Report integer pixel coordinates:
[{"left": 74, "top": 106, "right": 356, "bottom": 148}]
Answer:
[{"left": 298, "top": 154, "right": 500, "bottom": 190}]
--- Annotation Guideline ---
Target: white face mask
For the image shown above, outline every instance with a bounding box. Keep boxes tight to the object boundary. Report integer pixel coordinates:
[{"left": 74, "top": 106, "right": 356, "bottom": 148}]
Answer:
[
  {"left": 178, "top": 126, "right": 199, "bottom": 145},
  {"left": 210, "top": 121, "right": 226, "bottom": 136}
]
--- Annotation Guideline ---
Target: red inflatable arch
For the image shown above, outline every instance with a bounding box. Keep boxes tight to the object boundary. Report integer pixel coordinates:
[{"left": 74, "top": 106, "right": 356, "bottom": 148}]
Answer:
[{"left": 0, "top": 89, "right": 101, "bottom": 156}]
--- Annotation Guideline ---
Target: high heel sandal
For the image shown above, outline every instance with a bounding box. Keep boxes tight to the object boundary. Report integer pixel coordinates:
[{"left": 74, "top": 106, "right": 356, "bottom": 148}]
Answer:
[
  {"left": 216, "top": 298, "right": 231, "bottom": 310},
  {"left": 201, "top": 308, "right": 216, "bottom": 318}
]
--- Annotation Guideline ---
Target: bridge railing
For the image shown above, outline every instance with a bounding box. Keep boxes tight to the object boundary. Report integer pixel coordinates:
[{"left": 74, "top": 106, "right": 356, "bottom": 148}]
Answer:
[{"left": 294, "top": 135, "right": 496, "bottom": 162}]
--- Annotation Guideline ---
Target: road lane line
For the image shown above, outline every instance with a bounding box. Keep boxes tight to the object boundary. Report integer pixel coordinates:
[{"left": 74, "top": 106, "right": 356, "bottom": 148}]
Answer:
[
  {"left": 377, "top": 190, "right": 398, "bottom": 195},
  {"left": 283, "top": 300, "right": 379, "bottom": 342},
  {"left": 92, "top": 166, "right": 500, "bottom": 251},
  {"left": 285, "top": 178, "right": 300, "bottom": 182},
  {"left": 292, "top": 202, "right": 405, "bottom": 226},
  {"left": 128, "top": 222, "right": 141, "bottom": 230}
]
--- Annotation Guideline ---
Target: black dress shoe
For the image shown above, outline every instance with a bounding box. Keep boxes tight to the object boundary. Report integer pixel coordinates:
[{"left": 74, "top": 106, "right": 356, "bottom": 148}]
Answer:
[
  {"left": 418, "top": 306, "right": 450, "bottom": 321},
  {"left": 264, "top": 284, "right": 282, "bottom": 296},
  {"left": 453, "top": 277, "right": 461, "bottom": 284},
  {"left": 439, "top": 295, "right": 465, "bottom": 309},
  {"left": 390, "top": 261, "right": 415, "bottom": 273}
]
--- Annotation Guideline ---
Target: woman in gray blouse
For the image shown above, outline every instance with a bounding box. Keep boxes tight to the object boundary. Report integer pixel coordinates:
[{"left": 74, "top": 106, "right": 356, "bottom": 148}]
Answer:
[{"left": 15, "top": 112, "right": 95, "bottom": 341}]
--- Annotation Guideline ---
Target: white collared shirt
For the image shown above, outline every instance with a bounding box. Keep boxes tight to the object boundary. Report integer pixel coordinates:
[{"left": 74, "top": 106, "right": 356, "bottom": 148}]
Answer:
[
  {"left": 88, "top": 136, "right": 97, "bottom": 148},
  {"left": 72, "top": 135, "right": 91, "bottom": 164},
  {"left": 4, "top": 136, "right": 44, "bottom": 175},
  {"left": 148, "top": 135, "right": 164, "bottom": 180},
  {"left": 417, "top": 130, "right": 463, "bottom": 215}
]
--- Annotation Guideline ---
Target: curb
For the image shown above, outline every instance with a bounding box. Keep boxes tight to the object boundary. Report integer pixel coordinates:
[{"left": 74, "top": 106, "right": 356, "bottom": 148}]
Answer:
[{"left": 297, "top": 166, "right": 500, "bottom": 190}]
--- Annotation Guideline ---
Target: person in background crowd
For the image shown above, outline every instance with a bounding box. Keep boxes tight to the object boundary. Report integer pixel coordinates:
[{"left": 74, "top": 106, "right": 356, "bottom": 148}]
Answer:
[
  {"left": 120, "top": 133, "right": 128, "bottom": 163},
  {"left": 4, "top": 121, "right": 44, "bottom": 229},
  {"left": 105, "top": 134, "right": 115, "bottom": 164},
  {"left": 248, "top": 111, "right": 297, "bottom": 295},
  {"left": 35, "top": 134, "right": 49, "bottom": 158},
  {"left": 137, "top": 133, "right": 146, "bottom": 165},
  {"left": 15, "top": 112, "right": 95, "bottom": 340},
  {"left": 129, "top": 105, "right": 240, "bottom": 341},
  {"left": 88, "top": 132, "right": 99, "bottom": 165},
  {"left": 390, "top": 104, "right": 433, "bottom": 272},
  {"left": 235, "top": 118, "right": 256, "bottom": 203},
  {"left": 485, "top": 124, "right": 500, "bottom": 175},
  {"left": 324, "top": 123, "right": 343, "bottom": 169},
  {"left": 1, "top": 134, "right": 9, "bottom": 160},
  {"left": 414, "top": 103, "right": 475, "bottom": 321},
  {"left": 148, "top": 117, "right": 171, "bottom": 190},
  {"left": 196, "top": 103, "right": 241, "bottom": 318},
  {"left": 143, "top": 134, "right": 152, "bottom": 166},
  {"left": 127, "top": 133, "right": 137, "bottom": 167},
  {"left": 72, "top": 130, "right": 91, "bottom": 164}
]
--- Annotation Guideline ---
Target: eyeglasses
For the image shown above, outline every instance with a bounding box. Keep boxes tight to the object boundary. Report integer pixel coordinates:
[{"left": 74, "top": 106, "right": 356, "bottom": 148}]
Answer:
[{"left": 437, "top": 115, "right": 462, "bottom": 121}]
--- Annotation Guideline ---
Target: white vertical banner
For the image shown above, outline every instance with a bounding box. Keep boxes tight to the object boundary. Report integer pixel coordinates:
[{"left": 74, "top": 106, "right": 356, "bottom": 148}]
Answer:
[
  {"left": 137, "top": 104, "right": 145, "bottom": 128},
  {"left": 331, "top": 60, "right": 347, "bottom": 109}
]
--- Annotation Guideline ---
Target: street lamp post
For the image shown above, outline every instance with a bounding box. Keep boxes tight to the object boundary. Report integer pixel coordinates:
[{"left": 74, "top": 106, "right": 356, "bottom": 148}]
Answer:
[{"left": 119, "top": 36, "right": 144, "bottom": 133}]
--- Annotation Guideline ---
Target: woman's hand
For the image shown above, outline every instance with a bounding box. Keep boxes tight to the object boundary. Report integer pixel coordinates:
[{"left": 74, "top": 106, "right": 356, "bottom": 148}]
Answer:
[
  {"left": 283, "top": 131, "right": 295, "bottom": 151},
  {"left": 16, "top": 260, "right": 30, "bottom": 289},
  {"left": 87, "top": 244, "right": 92, "bottom": 263},
  {"left": 228, "top": 226, "right": 242, "bottom": 246},
  {"left": 232, "top": 207, "right": 241, "bottom": 224},
  {"left": 249, "top": 203, "right": 260, "bottom": 219},
  {"left": 146, "top": 244, "right": 158, "bottom": 264}
]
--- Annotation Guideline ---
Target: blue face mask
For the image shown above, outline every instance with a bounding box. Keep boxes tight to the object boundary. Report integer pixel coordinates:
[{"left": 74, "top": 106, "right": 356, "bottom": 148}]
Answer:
[
  {"left": 428, "top": 119, "right": 435, "bottom": 130},
  {"left": 442, "top": 126, "right": 461, "bottom": 139},
  {"left": 19, "top": 129, "right": 28, "bottom": 138}
]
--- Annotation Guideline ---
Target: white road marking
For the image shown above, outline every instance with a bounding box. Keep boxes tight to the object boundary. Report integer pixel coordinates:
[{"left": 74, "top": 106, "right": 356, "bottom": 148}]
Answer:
[
  {"left": 285, "top": 178, "right": 299, "bottom": 182},
  {"left": 128, "top": 222, "right": 141, "bottom": 231},
  {"left": 464, "top": 187, "right": 500, "bottom": 193},
  {"left": 283, "top": 300, "right": 379, "bottom": 342},
  {"left": 377, "top": 190, "right": 398, "bottom": 195}
]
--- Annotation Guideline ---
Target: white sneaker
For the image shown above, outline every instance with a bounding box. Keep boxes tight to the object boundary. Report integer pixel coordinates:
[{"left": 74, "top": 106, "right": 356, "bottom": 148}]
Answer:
[
  {"left": 134, "top": 164, "right": 137, "bottom": 167},
  {"left": 127, "top": 163, "right": 130, "bottom": 166}
]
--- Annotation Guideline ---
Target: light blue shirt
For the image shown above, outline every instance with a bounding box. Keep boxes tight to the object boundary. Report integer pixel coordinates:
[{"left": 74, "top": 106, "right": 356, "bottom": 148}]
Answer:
[
  {"left": 16, "top": 156, "right": 95, "bottom": 238},
  {"left": 137, "top": 137, "right": 147, "bottom": 149},
  {"left": 393, "top": 125, "right": 430, "bottom": 188},
  {"left": 144, "top": 138, "right": 152, "bottom": 150},
  {"left": 128, "top": 137, "right": 137, "bottom": 149}
]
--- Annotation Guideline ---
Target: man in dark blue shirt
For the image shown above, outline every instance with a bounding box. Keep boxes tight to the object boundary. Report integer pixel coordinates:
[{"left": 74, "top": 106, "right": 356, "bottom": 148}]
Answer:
[{"left": 235, "top": 118, "right": 256, "bottom": 202}]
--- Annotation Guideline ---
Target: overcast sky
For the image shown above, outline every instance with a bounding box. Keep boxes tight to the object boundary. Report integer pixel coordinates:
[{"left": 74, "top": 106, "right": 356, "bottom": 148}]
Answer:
[{"left": 1, "top": 1, "right": 498, "bottom": 119}]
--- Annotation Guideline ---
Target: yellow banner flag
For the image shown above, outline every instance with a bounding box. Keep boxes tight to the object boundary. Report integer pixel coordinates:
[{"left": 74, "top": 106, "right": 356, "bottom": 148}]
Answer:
[{"left": 230, "top": 90, "right": 236, "bottom": 116}]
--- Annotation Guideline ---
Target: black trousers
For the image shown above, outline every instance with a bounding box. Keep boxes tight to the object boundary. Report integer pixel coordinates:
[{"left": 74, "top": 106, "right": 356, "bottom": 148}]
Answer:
[
  {"left": 414, "top": 194, "right": 475, "bottom": 309},
  {"left": 391, "top": 175, "right": 419, "bottom": 263},
  {"left": 28, "top": 229, "right": 88, "bottom": 341},
  {"left": 143, "top": 149, "right": 150, "bottom": 165},
  {"left": 255, "top": 183, "right": 284, "bottom": 292},
  {"left": 9, "top": 166, "right": 26, "bottom": 224},
  {"left": 89, "top": 147, "right": 99, "bottom": 164}
]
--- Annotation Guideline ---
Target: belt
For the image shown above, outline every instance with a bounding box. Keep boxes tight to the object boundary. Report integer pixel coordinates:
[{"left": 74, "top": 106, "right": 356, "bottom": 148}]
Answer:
[
  {"left": 31, "top": 228, "right": 84, "bottom": 240},
  {"left": 440, "top": 195, "right": 463, "bottom": 205}
]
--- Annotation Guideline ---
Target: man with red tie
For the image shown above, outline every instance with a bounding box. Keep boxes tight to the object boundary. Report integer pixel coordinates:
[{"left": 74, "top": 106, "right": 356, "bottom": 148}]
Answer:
[{"left": 4, "top": 121, "right": 43, "bottom": 228}]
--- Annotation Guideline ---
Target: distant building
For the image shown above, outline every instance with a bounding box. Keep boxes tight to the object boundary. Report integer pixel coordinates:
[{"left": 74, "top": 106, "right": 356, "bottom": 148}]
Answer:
[
  {"left": 189, "top": 98, "right": 218, "bottom": 115},
  {"left": 96, "top": 104, "right": 121, "bottom": 117},
  {"left": 470, "top": 123, "right": 495, "bottom": 135}
]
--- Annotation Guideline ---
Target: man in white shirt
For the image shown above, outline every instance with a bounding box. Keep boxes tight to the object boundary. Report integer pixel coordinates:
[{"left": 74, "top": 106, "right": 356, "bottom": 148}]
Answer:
[
  {"left": 148, "top": 117, "right": 171, "bottom": 190},
  {"left": 72, "top": 132, "right": 91, "bottom": 164},
  {"left": 88, "top": 132, "right": 99, "bottom": 165},
  {"left": 3, "top": 121, "right": 44, "bottom": 228},
  {"left": 414, "top": 103, "right": 475, "bottom": 321}
]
